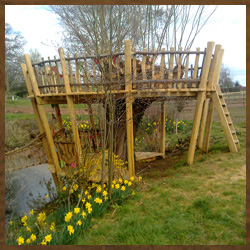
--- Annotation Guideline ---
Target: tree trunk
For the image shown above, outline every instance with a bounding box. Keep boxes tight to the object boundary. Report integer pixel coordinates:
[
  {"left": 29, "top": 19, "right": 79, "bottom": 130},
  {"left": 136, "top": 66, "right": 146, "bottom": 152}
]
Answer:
[{"left": 113, "top": 98, "right": 155, "bottom": 161}]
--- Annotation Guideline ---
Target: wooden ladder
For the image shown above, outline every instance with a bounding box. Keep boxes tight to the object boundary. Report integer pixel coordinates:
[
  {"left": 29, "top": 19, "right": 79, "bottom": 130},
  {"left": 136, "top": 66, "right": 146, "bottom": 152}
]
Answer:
[{"left": 211, "top": 84, "right": 240, "bottom": 152}]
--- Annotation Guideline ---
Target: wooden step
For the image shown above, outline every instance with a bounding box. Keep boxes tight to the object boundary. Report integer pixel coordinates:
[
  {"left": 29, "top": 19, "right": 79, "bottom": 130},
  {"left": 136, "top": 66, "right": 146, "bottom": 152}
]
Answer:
[
  {"left": 228, "top": 121, "right": 233, "bottom": 125},
  {"left": 222, "top": 103, "right": 226, "bottom": 107},
  {"left": 225, "top": 112, "right": 230, "bottom": 116},
  {"left": 234, "top": 140, "right": 239, "bottom": 144},
  {"left": 231, "top": 130, "right": 236, "bottom": 134}
]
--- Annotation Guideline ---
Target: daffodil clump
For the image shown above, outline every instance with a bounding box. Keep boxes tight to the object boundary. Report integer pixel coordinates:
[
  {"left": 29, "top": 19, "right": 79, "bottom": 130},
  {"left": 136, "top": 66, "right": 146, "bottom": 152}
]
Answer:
[
  {"left": 62, "top": 115, "right": 95, "bottom": 132},
  {"left": 6, "top": 174, "right": 143, "bottom": 246}
]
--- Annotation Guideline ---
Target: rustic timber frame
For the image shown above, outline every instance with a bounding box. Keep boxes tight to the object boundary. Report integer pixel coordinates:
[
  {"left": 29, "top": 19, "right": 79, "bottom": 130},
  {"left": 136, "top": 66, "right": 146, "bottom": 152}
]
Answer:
[{"left": 21, "top": 39, "right": 240, "bottom": 182}]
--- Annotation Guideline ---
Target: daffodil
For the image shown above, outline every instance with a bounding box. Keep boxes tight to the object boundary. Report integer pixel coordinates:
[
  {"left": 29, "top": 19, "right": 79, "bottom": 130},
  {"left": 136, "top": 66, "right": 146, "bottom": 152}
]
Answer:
[
  {"left": 85, "top": 202, "right": 91, "bottom": 209},
  {"left": 37, "top": 212, "right": 46, "bottom": 224},
  {"left": 119, "top": 178, "right": 123, "bottom": 183},
  {"left": 26, "top": 226, "right": 31, "bottom": 232},
  {"left": 45, "top": 234, "right": 52, "bottom": 243},
  {"left": 103, "top": 190, "right": 108, "bottom": 196},
  {"left": 21, "top": 215, "right": 27, "bottom": 224},
  {"left": 115, "top": 184, "right": 120, "bottom": 189},
  {"left": 124, "top": 180, "right": 128, "bottom": 184},
  {"left": 132, "top": 191, "right": 135, "bottom": 195},
  {"left": 76, "top": 220, "right": 82, "bottom": 226},
  {"left": 64, "top": 212, "right": 73, "bottom": 223},
  {"left": 128, "top": 181, "right": 132, "bottom": 186},
  {"left": 67, "top": 225, "right": 74, "bottom": 235},
  {"left": 82, "top": 211, "right": 86, "bottom": 219},
  {"left": 30, "top": 209, "right": 34, "bottom": 215},
  {"left": 9, "top": 221, "right": 13, "bottom": 225},
  {"left": 94, "top": 197, "right": 102, "bottom": 204},
  {"left": 96, "top": 186, "right": 102, "bottom": 193},
  {"left": 73, "top": 184, "right": 78, "bottom": 191},
  {"left": 74, "top": 207, "right": 80, "bottom": 214},
  {"left": 30, "top": 234, "right": 36, "bottom": 242},
  {"left": 130, "top": 176, "right": 134, "bottom": 181},
  {"left": 121, "top": 186, "right": 125, "bottom": 191},
  {"left": 26, "top": 238, "right": 31, "bottom": 244},
  {"left": 41, "top": 240, "right": 47, "bottom": 245},
  {"left": 62, "top": 186, "right": 67, "bottom": 191},
  {"left": 139, "top": 176, "right": 142, "bottom": 181},
  {"left": 17, "top": 236, "right": 24, "bottom": 245}
]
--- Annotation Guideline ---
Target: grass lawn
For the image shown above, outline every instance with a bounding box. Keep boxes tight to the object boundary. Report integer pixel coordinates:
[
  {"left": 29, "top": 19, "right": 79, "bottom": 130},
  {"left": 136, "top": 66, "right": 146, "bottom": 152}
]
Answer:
[{"left": 75, "top": 121, "right": 246, "bottom": 245}]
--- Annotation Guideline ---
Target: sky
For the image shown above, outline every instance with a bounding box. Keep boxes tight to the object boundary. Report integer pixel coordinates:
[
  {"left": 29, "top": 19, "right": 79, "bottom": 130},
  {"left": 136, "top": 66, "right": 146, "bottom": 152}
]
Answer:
[{"left": 5, "top": 5, "right": 246, "bottom": 86}]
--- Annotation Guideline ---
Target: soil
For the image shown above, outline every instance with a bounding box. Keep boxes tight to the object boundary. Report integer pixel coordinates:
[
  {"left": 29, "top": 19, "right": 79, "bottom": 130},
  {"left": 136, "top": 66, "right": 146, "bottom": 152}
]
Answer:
[
  {"left": 6, "top": 106, "right": 89, "bottom": 115},
  {"left": 135, "top": 148, "right": 185, "bottom": 179}
]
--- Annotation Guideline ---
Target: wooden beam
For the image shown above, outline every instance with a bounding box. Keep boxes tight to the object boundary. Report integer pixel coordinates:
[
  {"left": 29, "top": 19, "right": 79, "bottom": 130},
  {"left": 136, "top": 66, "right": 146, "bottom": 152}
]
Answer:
[
  {"left": 58, "top": 48, "right": 83, "bottom": 166},
  {"left": 160, "top": 101, "right": 166, "bottom": 158},
  {"left": 197, "top": 98, "right": 209, "bottom": 149},
  {"left": 21, "top": 64, "right": 59, "bottom": 185},
  {"left": 125, "top": 39, "right": 135, "bottom": 177},
  {"left": 203, "top": 46, "right": 224, "bottom": 152},
  {"left": 186, "top": 41, "right": 215, "bottom": 165},
  {"left": 24, "top": 55, "right": 61, "bottom": 175},
  {"left": 203, "top": 98, "right": 214, "bottom": 153}
]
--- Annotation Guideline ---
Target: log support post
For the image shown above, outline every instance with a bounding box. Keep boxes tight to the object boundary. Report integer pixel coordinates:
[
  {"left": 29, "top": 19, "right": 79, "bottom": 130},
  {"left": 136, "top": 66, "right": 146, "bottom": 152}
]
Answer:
[
  {"left": 203, "top": 45, "right": 223, "bottom": 152},
  {"left": 125, "top": 39, "right": 135, "bottom": 177},
  {"left": 22, "top": 58, "right": 61, "bottom": 187},
  {"left": 58, "top": 48, "right": 83, "bottom": 168},
  {"left": 187, "top": 42, "right": 215, "bottom": 165}
]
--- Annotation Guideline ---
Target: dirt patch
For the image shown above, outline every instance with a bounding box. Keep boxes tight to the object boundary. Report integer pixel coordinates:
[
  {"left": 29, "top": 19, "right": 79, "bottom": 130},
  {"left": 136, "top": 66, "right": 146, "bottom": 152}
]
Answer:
[
  {"left": 6, "top": 106, "right": 89, "bottom": 115},
  {"left": 135, "top": 149, "right": 185, "bottom": 178}
]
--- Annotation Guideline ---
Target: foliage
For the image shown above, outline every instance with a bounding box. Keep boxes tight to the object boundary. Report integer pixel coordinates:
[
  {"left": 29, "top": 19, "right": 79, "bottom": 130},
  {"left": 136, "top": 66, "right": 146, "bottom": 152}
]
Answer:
[
  {"left": 75, "top": 121, "right": 246, "bottom": 245},
  {"left": 5, "top": 119, "right": 39, "bottom": 150},
  {"left": 135, "top": 116, "right": 187, "bottom": 152},
  {"left": 5, "top": 175, "right": 143, "bottom": 245}
]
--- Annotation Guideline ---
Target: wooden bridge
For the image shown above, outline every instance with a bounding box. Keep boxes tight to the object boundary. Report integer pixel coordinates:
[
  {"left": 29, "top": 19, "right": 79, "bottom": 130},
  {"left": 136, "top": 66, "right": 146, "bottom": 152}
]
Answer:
[{"left": 16, "top": 39, "right": 239, "bottom": 183}]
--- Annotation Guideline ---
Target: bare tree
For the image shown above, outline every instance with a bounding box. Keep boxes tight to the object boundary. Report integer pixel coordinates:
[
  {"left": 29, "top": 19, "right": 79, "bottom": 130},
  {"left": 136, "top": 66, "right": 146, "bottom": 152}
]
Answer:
[
  {"left": 47, "top": 5, "right": 217, "bottom": 186},
  {"left": 5, "top": 23, "right": 27, "bottom": 100}
]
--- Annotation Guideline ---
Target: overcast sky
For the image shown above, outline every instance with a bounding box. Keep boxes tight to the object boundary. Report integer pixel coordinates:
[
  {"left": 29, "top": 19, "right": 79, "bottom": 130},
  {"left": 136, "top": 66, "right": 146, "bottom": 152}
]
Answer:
[{"left": 5, "top": 5, "right": 246, "bottom": 86}]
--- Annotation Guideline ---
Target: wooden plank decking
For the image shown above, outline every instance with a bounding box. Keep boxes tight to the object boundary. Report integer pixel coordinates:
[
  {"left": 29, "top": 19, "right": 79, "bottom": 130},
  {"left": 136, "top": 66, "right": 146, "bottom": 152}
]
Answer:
[{"left": 135, "top": 152, "right": 163, "bottom": 162}]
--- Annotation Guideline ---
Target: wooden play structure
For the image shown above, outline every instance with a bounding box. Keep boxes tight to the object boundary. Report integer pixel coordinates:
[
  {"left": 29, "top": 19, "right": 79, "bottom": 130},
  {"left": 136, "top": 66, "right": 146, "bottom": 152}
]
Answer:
[{"left": 15, "top": 39, "right": 239, "bottom": 182}]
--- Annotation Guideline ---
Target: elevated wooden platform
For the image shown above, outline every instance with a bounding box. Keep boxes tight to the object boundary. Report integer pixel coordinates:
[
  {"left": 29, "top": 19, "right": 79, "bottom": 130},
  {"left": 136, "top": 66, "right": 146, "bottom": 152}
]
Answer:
[{"left": 19, "top": 39, "right": 239, "bottom": 185}]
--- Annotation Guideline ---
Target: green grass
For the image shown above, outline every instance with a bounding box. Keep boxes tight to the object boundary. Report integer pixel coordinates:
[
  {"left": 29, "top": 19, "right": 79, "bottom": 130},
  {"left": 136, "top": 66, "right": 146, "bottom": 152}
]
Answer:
[
  {"left": 6, "top": 98, "right": 31, "bottom": 107},
  {"left": 75, "top": 121, "right": 246, "bottom": 245},
  {"left": 5, "top": 113, "right": 35, "bottom": 122},
  {"left": 5, "top": 98, "right": 89, "bottom": 109}
]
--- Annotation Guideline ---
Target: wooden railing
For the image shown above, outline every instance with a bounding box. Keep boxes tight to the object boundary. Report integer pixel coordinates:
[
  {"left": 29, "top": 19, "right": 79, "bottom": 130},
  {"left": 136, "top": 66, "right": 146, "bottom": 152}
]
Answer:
[{"left": 30, "top": 45, "right": 208, "bottom": 96}]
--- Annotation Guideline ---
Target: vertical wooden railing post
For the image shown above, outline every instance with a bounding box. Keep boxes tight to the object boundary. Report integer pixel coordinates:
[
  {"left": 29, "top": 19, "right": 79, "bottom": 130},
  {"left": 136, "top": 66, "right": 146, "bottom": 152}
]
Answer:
[
  {"left": 23, "top": 56, "right": 61, "bottom": 179},
  {"left": 125, "top": 39, "right": 135, "bottom": 177},
  {"left": 59, "top": 48, "right": 83, "bottom": 167},
  {"left": 187, "top": 42, "right": 215, "bottom": 165},
  {"left": 198, "top": 45, "right": 222, "bottom": 150},
  {"left": 160, "top": 100, "right": 166, "bottom": 158}
]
